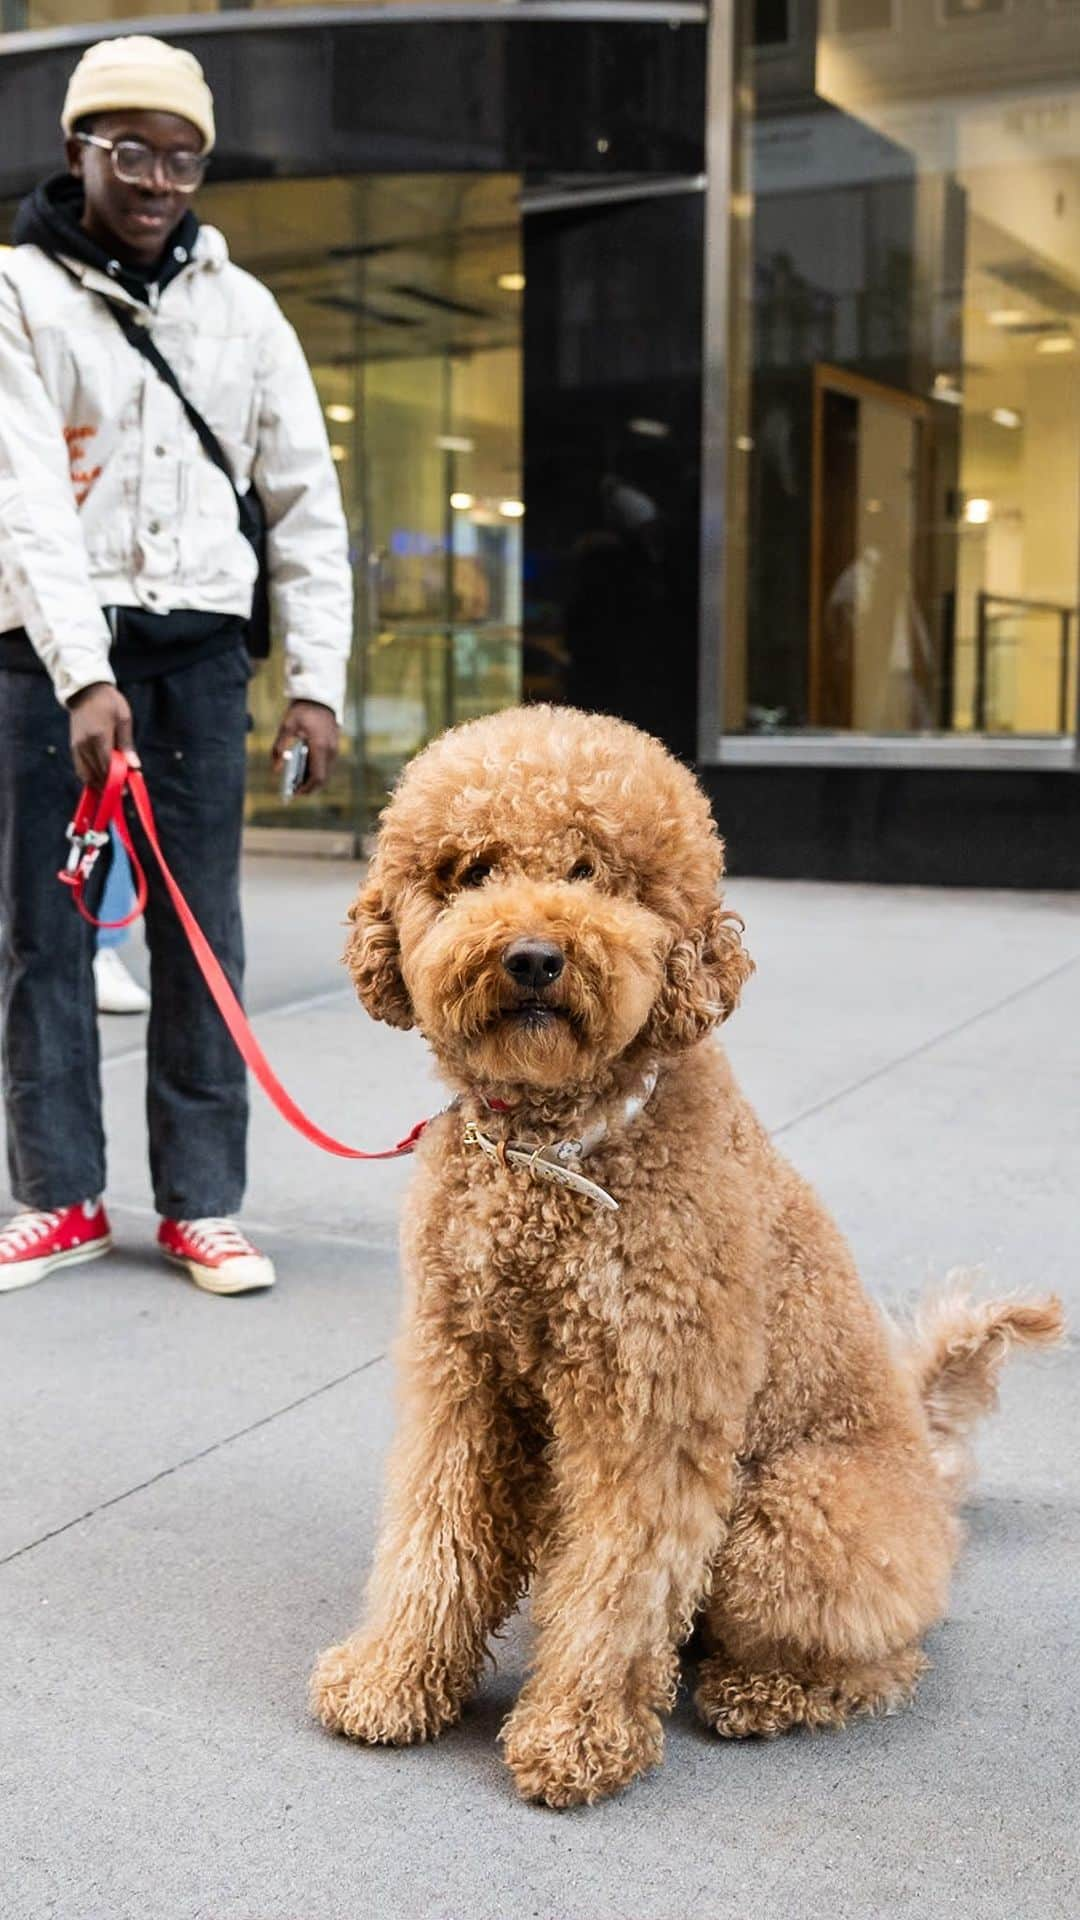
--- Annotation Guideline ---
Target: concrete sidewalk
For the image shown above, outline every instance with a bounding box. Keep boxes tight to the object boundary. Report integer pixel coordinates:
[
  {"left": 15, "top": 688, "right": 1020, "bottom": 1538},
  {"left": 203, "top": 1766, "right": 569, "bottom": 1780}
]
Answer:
[{"left": 2, "top": 861, "right": 1077, "bottom": 1920}]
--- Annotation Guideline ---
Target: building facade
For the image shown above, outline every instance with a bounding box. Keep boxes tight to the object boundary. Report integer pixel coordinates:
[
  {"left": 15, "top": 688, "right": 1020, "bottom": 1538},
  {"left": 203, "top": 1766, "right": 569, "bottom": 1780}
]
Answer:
[{"left": 2, "top": 0, "right": 1078, "bottom": 884}]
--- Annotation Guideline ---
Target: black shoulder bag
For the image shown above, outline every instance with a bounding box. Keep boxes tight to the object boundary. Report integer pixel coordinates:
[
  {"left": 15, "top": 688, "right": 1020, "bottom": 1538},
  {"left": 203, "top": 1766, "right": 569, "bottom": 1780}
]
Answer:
[{"left": 105, "top": 306, "right": 271, "bottom": 659}]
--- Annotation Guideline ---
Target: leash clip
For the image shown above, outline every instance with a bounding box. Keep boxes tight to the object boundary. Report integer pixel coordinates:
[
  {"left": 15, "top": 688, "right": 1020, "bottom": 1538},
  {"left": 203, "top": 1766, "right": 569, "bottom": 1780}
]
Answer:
[{"left": 61, "top": 821, "right": 109, "bottom": 882}]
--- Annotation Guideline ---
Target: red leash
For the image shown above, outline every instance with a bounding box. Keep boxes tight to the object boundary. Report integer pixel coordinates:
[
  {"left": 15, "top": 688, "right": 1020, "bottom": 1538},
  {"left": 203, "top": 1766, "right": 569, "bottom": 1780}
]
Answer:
[{"left": 59, "top": 750, "right": 429, "bottom": 1163}]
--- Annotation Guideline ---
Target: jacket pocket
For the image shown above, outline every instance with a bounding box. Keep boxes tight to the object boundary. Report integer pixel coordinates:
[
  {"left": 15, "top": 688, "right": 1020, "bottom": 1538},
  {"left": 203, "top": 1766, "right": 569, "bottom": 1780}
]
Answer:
[{"left": 181, "top": 443, "right": 257, "bottom": 590}]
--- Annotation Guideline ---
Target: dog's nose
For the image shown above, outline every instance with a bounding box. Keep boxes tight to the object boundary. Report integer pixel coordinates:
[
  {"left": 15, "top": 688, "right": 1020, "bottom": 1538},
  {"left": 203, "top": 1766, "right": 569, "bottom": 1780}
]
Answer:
[{"left": 501, "top": 938, "right": 565, "bottom": 993}]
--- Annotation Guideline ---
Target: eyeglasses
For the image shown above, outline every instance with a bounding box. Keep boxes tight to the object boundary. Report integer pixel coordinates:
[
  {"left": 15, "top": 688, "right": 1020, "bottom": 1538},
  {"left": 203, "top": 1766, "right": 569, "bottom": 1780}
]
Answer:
[{"left": 76, "top": 131, "right": 207, "bottom": 193}]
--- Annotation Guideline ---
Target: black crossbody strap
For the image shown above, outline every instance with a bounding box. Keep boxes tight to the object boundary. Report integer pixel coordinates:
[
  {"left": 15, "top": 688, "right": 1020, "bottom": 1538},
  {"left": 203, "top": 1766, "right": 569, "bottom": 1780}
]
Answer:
[
  {"left": 95, "top": 291, "right": 272, "bottom": 659},
  {"left": 105, "top": 303, "right": 243, "bottom": 504}
]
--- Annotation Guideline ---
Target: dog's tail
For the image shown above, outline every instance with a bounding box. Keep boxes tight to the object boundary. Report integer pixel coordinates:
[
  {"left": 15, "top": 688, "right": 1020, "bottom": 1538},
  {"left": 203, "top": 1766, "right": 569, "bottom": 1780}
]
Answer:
[{"left": 905, "top": 1282, "right": 1064, "bottom": 1502}]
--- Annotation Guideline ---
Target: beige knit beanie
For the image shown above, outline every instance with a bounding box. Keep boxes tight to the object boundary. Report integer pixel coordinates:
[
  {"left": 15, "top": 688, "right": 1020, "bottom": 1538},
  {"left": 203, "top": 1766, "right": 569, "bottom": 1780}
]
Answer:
[{"left": 61, "top": 36, "right": 216, "bottom": 153}]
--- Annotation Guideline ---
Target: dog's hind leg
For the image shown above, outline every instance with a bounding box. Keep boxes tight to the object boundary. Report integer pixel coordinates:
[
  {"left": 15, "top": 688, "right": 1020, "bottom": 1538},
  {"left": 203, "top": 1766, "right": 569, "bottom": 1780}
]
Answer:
[
  {"left": 311, "top": 1357, "right": 547, "bottom": 1747},
  {"left": 695, "top": 1430, "right": 955, "bottom": 1740}
]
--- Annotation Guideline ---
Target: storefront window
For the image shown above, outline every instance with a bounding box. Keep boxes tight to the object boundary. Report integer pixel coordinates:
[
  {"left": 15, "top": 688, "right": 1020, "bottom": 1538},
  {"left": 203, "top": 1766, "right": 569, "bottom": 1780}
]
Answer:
[
  {"left": 190, "top": 172, "right": 522, "bottom": 836},
  {"left": 726, "top": 0, "right": 1080, "bottom": 740}
]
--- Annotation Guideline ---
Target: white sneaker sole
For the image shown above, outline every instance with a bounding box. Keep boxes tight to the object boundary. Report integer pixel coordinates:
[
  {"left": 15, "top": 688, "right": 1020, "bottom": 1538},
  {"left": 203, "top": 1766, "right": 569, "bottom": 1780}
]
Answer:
[
  {"left": 162, "top": 1250, "right": 276, "bottom": 1296},
  {"left": 0, "top": 1234, "right": 112, "bottom": 1294}
]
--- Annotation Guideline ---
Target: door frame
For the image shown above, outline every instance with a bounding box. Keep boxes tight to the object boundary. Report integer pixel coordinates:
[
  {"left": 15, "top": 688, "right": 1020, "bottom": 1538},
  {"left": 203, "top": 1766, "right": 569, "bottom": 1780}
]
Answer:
[{"left": 809, "top": 362, "right": 933, "bottom": 727}]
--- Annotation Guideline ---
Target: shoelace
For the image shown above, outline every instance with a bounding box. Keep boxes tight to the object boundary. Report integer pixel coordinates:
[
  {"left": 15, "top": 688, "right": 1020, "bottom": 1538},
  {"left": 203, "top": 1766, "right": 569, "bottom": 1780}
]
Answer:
[
  {"left": 0, "top": 1210, "right": 63, "bottom": 1255},
  {"left": 179, "top": 1219, "right": 259, "bottom": 1260}
]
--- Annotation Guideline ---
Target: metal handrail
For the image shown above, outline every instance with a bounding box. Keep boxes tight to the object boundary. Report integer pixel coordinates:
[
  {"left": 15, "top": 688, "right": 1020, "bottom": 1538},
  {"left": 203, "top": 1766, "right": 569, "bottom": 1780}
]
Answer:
[{"left": 973, "top": 589, "right": 1077, "bottom": 735}]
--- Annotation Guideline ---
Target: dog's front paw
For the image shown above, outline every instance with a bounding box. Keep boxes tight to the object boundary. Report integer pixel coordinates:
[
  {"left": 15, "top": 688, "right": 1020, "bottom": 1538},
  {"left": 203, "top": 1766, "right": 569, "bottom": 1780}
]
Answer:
[
  {"left": 310, "top": 1636, "right": 462, "bottom": 1745},
  {"left": 501, "top": 1690, "right": 664, "bottom": 1807}
]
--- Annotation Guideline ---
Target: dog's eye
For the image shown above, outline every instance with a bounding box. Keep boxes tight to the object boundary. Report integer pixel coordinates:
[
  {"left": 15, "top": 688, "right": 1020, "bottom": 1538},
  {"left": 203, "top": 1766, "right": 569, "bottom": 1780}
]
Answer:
[
  {"left": 568, "top": 860, "right": 594, "bottom": 882},
  {"left": 459, "top": 860, "right": 493, "bottom": 889}
]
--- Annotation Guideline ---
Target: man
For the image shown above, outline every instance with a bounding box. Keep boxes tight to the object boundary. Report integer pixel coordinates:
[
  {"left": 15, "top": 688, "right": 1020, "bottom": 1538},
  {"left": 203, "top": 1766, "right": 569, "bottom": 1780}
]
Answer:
[{"left": 0, "top": 37, "right": 352, "bottom": 1295}]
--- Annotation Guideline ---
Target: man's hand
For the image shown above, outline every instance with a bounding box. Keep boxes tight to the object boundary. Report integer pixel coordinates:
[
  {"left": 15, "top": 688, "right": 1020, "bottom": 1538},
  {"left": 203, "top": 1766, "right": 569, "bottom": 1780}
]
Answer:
[
  {"left": 271, "top": 700, "right": 340, "bottom": 796},
  {"left": 68, "top": 683, "right": 134, "bottom": 788}
]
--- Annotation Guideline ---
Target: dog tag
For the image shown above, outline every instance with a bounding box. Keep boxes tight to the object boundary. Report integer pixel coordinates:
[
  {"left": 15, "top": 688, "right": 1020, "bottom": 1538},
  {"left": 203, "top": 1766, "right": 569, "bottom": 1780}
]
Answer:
[
  {"left": 463, "top": 1122, "right": 619, "bottom": 1211},
  {"left": 526, "top": 1148, "right": 620, "bottom": 1212}
]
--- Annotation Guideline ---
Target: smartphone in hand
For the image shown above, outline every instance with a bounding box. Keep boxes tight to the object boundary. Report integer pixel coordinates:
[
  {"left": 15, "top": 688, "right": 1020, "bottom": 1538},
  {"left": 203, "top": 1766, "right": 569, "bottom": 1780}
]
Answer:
[{"left": 279, "top": 739, "right": 309, "bottom": 801}]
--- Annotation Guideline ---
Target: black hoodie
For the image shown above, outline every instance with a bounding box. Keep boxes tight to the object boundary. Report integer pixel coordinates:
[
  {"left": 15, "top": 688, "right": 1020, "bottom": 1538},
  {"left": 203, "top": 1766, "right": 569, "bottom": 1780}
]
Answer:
[{"left": 13, "top": 171, "right": 200, "bottom": 304}]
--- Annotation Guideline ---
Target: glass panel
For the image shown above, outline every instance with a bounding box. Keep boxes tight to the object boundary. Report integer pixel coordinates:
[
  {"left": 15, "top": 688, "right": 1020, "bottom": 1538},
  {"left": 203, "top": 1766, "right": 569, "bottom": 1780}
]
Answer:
[
  {"left": 360, "top": 339, "right": 522, "bottom": 821},
  {"left": 727, "top": 0, "right": 1080, "bottom": 739},
  {"left": 191, "top": 172, "right": 522, "bottom": 835}
]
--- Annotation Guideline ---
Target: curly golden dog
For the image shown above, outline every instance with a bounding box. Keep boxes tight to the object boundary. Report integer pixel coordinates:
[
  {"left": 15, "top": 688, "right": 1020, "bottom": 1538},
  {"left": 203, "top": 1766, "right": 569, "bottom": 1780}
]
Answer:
[{"left": 310, "top": 705, "right": 1062, "bottom": 1807}]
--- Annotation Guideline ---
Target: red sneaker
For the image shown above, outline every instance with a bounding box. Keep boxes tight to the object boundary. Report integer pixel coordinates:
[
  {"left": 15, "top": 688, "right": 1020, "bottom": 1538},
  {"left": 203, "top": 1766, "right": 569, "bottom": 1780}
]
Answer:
[
  {"left": 157, "top": 1217, "right": 276, "bottom": 1295},
  {"left": 0, "top": 1200, "right": 111, "bottom": 1294}
]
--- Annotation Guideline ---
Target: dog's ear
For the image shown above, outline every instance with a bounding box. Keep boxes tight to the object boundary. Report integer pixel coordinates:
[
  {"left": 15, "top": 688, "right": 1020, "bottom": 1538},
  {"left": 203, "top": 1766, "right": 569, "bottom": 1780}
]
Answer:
[
  {"left": 643, "top": 902, "right": 753, "bottom": 1053},
  {"left": 344, "top": 875, "right": 415, "bottom": 1030}
]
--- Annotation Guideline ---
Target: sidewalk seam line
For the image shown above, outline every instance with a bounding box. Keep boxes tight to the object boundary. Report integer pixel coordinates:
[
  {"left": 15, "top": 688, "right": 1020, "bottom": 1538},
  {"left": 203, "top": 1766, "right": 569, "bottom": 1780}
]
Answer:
[
  {"left": 772, "top": 947, "right": 1080, "bottom": 1139},
  {"left": 0, "top": 1350, "right": 386, "bottom": 1570},
  {"left": 105, "top": 1198, "right": 398, "bottom": 1257},
  {"left": 99, "top": 982, "right": 355, "bottom": 1073}
]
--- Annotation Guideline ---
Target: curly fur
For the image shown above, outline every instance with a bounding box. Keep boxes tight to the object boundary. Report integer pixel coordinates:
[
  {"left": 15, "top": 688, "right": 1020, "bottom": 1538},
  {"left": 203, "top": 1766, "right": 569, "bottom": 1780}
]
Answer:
[
  {"left": 311, "top": 705, "right": 1063, "bottom": 1808},
  {"left": 904, "top": 1282, "right": 1064, "bottom": 1502}
]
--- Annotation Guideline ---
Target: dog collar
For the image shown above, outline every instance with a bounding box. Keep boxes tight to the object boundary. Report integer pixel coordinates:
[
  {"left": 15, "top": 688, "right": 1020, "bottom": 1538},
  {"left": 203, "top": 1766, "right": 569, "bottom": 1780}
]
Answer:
[{"left": 463, "top": 1065, "right": 658, "bottom": 1212}]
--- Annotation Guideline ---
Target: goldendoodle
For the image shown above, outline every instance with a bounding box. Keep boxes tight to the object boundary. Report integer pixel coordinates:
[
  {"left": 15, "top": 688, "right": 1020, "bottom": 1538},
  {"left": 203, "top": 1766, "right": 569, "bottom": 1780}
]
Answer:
[{"left": 311, "top": 704, "right": 1062, "bottom": 1807}]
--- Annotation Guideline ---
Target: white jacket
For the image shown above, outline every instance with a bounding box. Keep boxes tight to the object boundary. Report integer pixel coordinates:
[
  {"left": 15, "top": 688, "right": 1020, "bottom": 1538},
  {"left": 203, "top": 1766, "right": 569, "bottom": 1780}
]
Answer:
[{"left": 0, "top": 224, "right": 352, "bottom": 716}]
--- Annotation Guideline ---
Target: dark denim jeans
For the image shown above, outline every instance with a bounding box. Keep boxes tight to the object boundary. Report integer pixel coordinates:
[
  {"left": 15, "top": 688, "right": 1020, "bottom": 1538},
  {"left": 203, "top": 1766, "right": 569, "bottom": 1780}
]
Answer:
[{"left": 0, "top": 647, "right": 250, "bottom": 1216}]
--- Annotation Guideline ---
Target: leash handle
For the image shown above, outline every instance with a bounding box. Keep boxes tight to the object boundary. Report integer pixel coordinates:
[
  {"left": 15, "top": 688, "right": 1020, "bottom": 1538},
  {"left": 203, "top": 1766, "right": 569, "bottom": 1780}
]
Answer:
[{"left": 59, "top": 751, "right": 428, "bottom": 1163}]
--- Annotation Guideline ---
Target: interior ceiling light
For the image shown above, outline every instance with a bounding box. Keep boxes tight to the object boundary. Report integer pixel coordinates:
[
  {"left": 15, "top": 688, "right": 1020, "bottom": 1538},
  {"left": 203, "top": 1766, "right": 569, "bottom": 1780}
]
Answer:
[
  {"left": 964, "top": 497, "right": 992, "bottom": 524},
  {"left": 990, "top": 407, "right": 1022, "bottom": 429},
  {"left": 1036, "top": 334, "right": 1076, "bottom": 355},
  {"left": 329, "top": 444, "right": 348, "bottom": 464},
  {"left": 628, "top": 417, "right": 670, "bottom": 438},
  {"left": 435, "top": 434, "right": 475, "bottom": 454},
  {"left": 932, "top": 374, "right": 963, "bottom": 406},
  {"left": 987, "top": 309, "right": 1029, "bottom": 328},
  {"left": 497, "top": 272, "right": 525, "bottom": 292},
  {"left": 325, "top": 403, "right": 355, "bottom": 424},
  {"left": 498, "top": 499, "right": 525, "bottom": 519},
  {"left": 449, "top": 492, "right": 475, "bottom": 510}
]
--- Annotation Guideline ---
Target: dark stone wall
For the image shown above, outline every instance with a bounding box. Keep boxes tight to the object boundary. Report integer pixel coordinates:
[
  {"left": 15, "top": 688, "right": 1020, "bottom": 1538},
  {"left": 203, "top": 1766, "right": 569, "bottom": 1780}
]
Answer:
[{"left": 703, "top": 764, "right": 1080, "bottom": 889}]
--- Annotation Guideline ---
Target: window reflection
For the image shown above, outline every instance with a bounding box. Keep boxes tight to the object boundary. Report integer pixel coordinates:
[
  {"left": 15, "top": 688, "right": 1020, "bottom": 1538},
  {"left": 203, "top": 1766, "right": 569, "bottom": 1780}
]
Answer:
[
  {"left": 194, "top": 173, "right": 522, "bottom": 835},
  {"left": 731, "top": 0, "right": 1080, "bottom": 738}
]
